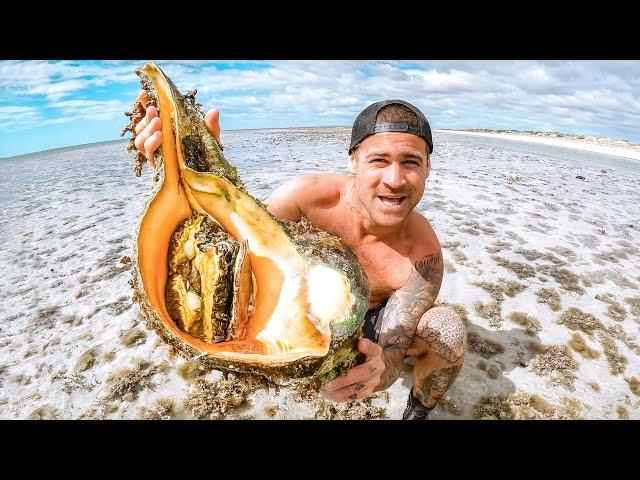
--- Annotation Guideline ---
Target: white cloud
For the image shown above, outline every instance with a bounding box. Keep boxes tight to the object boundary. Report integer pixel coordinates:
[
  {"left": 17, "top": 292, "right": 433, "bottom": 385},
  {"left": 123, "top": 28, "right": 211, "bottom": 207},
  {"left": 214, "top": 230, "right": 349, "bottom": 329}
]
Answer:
[
  {"left": 45, "top": 99, "right": 130, "bottom": 121},
  {"left": 41, "top": 117, "right": 76, "bottom": 126},
  {"left": 0, "top": 60, "right": 139, "bottom": 101},
  {"left": 0, "top": 106, "right": 37, "bottom": 114},
  {"left": 405, "top": 69, "right": 475, "bottom": 93},
  {"left": 26, "top": 79, "right": 91, "bottom": 101},
  {"left": 513, "top": 66, "right": 556, "bottom": 93},
  {"left": 0, "top": 105, "right": 40, "bottom": 129},
  {"left": 1, "top": 60, "right": 640, "bottom": 143}
]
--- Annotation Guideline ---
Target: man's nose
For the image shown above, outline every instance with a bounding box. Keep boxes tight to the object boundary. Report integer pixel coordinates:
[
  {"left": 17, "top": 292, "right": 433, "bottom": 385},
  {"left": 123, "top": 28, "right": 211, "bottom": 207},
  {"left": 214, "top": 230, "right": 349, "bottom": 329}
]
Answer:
[{"left": 382, "top": 163, "right": 406, "bottom": 190}]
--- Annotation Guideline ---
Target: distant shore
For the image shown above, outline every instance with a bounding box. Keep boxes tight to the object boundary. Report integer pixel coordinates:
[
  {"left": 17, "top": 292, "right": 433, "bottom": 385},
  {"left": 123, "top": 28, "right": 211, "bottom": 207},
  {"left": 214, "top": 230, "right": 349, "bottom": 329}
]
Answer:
[
  {"left": 435, "top": 129, "right": 640, "bottom": 162},
  {"left": 5, "top": 127, "right": 640, "bottom": 162},
  {"left": 0, "top": 138, "right": 128, "bottom": 161}
]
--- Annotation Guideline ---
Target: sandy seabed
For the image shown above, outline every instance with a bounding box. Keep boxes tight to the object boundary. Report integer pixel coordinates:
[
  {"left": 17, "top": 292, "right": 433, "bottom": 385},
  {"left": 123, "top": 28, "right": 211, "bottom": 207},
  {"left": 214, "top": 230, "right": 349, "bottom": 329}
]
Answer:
[{"left": 1, "top": 128, "right": 639, "bottom": 420}]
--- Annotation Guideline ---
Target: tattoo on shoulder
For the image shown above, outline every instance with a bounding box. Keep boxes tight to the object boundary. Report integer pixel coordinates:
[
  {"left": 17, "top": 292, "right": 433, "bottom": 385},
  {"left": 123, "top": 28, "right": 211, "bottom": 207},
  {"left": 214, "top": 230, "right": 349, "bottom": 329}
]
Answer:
[{"left": 414, "top": 252, "right": 443, "bottom": 283}]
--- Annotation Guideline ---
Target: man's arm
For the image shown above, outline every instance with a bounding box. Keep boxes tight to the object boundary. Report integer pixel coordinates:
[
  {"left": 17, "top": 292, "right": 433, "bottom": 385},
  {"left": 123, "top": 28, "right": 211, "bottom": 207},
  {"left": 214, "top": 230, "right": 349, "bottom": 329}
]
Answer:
[
  {"left": 375, "top": 250, "right": 444, "bottom": 391},
  {"left": 321, "top": 249, "right": 444, "bottom": 402},
  {"left": 264, "top": 177, "right": 306, "bottom": 221}
]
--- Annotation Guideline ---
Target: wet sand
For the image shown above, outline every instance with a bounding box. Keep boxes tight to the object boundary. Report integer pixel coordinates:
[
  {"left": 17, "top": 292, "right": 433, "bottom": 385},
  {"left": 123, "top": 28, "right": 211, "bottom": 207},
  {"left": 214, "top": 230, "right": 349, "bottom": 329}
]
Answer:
[{"left": 1, "top": 128, "right": 639, "bottom": 419}]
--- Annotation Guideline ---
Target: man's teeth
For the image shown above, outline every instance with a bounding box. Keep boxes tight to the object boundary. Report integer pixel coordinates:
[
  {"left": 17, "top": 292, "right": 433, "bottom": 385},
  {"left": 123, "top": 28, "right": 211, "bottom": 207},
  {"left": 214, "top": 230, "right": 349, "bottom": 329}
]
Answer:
[{"left": 380, "top": 197, "right": 403, "bottom": 205}]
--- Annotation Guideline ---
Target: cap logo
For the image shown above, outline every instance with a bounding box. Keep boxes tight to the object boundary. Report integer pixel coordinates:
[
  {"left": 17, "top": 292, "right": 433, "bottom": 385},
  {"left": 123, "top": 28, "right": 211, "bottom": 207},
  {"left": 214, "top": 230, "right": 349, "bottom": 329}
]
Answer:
[{"left": 372, "top": 122, "right": 423, "bottom": 135}]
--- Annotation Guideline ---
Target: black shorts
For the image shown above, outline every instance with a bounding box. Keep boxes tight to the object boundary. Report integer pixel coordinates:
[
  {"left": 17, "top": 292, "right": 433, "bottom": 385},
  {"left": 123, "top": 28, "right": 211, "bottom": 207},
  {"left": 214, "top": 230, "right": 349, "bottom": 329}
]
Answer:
[{"left": 362, "top": 299, "right": 388, "bottom": 344}]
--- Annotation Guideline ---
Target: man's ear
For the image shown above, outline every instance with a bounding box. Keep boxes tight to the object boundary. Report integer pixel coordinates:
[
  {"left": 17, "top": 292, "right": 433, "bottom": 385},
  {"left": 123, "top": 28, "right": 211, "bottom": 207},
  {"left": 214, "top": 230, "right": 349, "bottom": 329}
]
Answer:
[{"left": 348, "top": 152, "right": 357, "bottom": 174}]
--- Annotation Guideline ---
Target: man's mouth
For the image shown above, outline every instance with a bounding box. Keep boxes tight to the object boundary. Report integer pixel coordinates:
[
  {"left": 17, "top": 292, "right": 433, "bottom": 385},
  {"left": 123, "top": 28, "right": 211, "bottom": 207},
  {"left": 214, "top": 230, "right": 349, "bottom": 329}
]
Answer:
[{"left": 377, "top": 195, "right": 407, "bottom": 207}]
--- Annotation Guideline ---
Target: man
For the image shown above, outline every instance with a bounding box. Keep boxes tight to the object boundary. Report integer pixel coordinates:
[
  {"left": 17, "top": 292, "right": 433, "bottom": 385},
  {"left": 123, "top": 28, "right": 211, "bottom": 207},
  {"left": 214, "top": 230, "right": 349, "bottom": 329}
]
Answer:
[{"left": 134, "top": 93, "right": 467, "bottom": 420}]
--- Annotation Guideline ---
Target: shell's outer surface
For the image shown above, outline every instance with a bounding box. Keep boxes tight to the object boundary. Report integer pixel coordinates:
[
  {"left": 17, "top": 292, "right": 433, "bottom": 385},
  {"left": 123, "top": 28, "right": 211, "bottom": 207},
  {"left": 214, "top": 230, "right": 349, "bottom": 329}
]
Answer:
[{"left": 128, "top": 62, "right": 370, "bottom": 384}]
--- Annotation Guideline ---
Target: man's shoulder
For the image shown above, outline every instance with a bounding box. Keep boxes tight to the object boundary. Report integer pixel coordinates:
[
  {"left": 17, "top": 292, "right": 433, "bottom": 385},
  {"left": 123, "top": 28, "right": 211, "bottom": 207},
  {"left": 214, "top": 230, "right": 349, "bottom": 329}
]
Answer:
[
  {"left": 266, "top": 173, "right": 349, "bottom": 221},
  {"left": 296, "top": 172, "right": 348, "bottom": 186},
  {"left": 408, "top": 211, "right": 441, "bottom": 256},
  {"left": 404, "top": 212, "right": 443, "bottom": 286},
  {"left": 290, "top": 173, "right": 349, "bottom": 205}
]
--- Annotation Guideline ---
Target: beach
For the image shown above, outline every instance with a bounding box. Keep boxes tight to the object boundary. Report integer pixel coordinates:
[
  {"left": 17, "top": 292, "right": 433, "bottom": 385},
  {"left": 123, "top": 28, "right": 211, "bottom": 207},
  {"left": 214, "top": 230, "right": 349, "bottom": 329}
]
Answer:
[
  {"left": 436, "top": 129, "right": 640, "bottom": 163},
  {"left": 1, "top": 127, "right": 639, "bottom": 420}
]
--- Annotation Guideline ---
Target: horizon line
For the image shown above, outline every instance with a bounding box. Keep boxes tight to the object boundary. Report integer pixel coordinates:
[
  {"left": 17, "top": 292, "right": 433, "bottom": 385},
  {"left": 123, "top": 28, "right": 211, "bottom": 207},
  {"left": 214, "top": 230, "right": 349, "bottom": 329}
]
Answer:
[{"left": 2, "top": 125, "right": 636, "bottom": 160}]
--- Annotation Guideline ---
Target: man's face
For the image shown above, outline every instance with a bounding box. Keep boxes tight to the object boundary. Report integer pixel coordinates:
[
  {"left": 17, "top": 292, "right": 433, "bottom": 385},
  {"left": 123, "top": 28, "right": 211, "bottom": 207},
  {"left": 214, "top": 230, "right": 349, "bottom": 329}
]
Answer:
[{"left": 349, "top": 132, "right": 430, "bottom": 229}]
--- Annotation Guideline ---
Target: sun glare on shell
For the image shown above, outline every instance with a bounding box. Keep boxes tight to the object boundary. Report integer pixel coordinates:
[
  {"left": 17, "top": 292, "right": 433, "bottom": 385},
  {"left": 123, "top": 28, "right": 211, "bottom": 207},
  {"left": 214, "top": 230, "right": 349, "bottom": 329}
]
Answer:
[{"left": 307, "top": 264, "right": 353, "bottom": 327}]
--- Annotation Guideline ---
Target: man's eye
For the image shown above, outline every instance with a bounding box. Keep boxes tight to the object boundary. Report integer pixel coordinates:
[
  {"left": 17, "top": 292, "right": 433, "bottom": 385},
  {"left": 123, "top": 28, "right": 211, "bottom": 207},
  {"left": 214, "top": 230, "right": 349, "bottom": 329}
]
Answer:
[
  {"left": 371, "top": 158, "right": 386, "bottom": 164},
  {"left": 404, "top": 160, "right": 419, "bottom": 166}
]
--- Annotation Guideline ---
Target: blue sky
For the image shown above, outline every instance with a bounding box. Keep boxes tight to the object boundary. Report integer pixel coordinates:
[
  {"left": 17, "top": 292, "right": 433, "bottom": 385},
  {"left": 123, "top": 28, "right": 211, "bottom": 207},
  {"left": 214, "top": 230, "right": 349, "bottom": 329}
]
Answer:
[{"left": 2, "top": 60, "right": 639, "bottom": 158}]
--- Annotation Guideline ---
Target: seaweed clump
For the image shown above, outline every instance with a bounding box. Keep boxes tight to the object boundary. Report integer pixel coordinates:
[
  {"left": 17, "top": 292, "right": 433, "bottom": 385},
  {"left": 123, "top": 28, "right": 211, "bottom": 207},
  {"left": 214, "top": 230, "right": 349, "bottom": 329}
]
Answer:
[
  {"left": 529, "top": 345, "right": 579, "bottom": 390},
  {"left": 473, "top": 278, "right": 527, "bottom": 300},
  {"left": 557, "top": 307, "right": 605, "bottom": 336},
  {"left": 535, "top": 288, "right": 562, "bottom": 312},
  {"left": 491, "top": 256, "right": 536, "bottom": 279},
  {"left": 624, "top": 296, "right": 640, "bottom": 317},
  {"left": 567, "top": 333, "right": 600, "bottom": 360},
  {"left": 595, "top": 293, "right": 627, "bottom": 321},
  {"left": 467, "top": 332, "right": 505, "bottom": 359},
  {"left": 472, "top": 392, "right": 583, "bottom": 420},
  {"left": 138, "top": 398, "right": 175, "bottom": 420},
  {"left": 183, "top": 373, "right": 268, "bottom": 419},
  {"left": 28, "top": 405, "right": 61, "bottom": 420},
  {"left": 536, "top": 265, "right": 585, "bottom": 294},
  {"left": 471, "top": 279, "right": 528, "bottom": 329},
  {"left": 484, "top": 240, "right": 512, "bottom": 254},
  {"left": 507, "top": 312, "right": 542, "bottom": 335},
  {"left": 313, "top": 396, "right": 387, "bottom": 420},
  {"left": 596, "top": 331, "right": 628, "bottom": 376},
  {"left": 625, "top": 377, "right": 640, "bottom": 396},
  {"left": 473, "top": 300, "right": 502, "bottom": 328},
  {"left": 104, "top": 359, "right": 166, "bottom": 403},
  {"left": 616, "top": 405, "right": 629, "bottom": 420}
]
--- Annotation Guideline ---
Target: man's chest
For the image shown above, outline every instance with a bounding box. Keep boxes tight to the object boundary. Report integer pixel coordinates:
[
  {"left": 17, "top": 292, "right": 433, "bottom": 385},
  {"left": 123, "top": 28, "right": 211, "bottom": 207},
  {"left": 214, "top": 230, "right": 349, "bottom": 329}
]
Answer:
[
  {"left": 306, "top": 208, "right": 416, "bottom": 301},
  {"left": 351, "top": 243, "right": 413, "bottom": 302}
]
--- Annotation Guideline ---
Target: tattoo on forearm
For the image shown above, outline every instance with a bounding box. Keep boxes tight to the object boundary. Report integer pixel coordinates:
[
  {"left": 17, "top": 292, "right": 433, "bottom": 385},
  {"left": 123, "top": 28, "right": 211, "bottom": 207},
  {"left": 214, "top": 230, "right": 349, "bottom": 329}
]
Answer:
[
  {"left": 374, "top": 252, "right": 444, "bottom": 390},
  {"left": 378, "top": 252, "right": 443, "bottom": 352},
  {"left": 416, "top": 309, "right": 466, "bottom": 364},
  {"left": 416, "top": 365, "right": 462, "bottom": 408},
  {"left": 375, "top": 350, "right": 405, "bottom": 392}
]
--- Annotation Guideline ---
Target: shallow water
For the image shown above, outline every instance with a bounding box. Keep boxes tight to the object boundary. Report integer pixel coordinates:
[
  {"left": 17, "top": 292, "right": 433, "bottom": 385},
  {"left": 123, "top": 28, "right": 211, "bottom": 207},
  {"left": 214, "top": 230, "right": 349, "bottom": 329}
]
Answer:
[{"left": 1, "top": 128, "right": 639, "bottom": 420}]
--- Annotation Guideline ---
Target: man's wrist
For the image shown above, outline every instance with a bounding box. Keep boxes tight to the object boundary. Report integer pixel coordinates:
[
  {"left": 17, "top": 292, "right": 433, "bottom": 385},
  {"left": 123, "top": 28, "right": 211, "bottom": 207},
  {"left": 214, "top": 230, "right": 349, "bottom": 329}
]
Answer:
[{"left": 375, "top": 348, "right": 405, "bottom": 392}]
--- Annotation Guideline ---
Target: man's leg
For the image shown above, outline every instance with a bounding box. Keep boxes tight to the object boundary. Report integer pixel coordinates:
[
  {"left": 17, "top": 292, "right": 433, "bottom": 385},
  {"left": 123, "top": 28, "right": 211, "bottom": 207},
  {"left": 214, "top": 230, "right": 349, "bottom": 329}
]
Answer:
[{"left": 403, "top": 305, "right": 466, "bottom": 419}]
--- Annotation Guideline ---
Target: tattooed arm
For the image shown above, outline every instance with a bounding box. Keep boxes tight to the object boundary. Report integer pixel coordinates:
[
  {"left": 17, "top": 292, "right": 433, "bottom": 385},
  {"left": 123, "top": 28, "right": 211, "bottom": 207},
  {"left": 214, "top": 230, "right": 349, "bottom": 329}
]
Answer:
[
  {"left": 320, "top": 250, "right": 444, "bottom": 402},
  {"left": 375, "top": 251, "right": 444, "bottom": 391}
]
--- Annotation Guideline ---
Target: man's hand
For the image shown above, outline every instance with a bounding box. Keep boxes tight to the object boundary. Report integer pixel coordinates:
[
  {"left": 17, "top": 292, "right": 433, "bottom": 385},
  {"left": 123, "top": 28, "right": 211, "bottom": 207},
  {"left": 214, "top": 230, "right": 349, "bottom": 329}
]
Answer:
[
  {"left": 134, "top": 90, "right": 162, "bottom": 169},
  {"left": 133, "top": 90, "right": 223, "bottom": 170},
  {"left": 320, "top": 338, "right": 386, "bottom": 402}
]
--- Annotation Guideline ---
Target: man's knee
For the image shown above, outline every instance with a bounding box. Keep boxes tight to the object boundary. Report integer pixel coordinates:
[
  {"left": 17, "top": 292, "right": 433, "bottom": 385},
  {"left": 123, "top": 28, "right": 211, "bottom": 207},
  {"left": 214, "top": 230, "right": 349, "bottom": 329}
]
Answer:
[{"left": 414, "top": 305, "right": 467, "bottom": 364}]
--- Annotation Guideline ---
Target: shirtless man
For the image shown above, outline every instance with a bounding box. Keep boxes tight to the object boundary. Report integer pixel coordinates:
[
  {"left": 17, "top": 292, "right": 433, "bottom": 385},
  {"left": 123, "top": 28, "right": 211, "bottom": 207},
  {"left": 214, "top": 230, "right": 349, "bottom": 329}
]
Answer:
[{"left": 134, "top": 94, "right": 467, "bottom": 419}]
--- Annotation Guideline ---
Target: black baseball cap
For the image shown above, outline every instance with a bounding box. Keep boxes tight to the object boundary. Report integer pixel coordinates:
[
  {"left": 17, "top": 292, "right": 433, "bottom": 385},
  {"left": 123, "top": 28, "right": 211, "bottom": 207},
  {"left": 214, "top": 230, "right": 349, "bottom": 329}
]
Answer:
[{"left": 348, "top": 99, "right": 433, "bottom": 154}]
